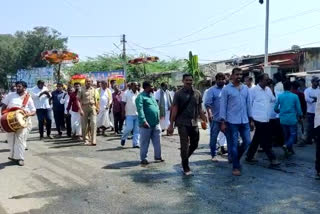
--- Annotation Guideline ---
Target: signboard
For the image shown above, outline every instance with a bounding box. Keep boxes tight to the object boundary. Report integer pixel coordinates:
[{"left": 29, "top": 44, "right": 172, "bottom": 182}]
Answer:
[
  {"left": 16, "top": 67, "right": 54, "bottom": 89},
  {"left": 88, "top": 70, "right": 125, "bottom": 89}
]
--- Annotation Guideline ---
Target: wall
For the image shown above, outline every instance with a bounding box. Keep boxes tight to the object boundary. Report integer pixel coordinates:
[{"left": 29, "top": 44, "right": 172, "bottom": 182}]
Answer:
[{"left": 303, "top": 49, "right": 320, "bottom": 72}]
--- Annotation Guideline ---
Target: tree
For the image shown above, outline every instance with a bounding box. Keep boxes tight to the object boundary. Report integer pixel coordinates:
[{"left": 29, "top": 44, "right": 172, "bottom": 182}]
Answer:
[
  {"left": 184, "top": 51, "right": 204, "bottom": 86},
  {"left": 0, "top": 27, "right": 67, "bottom": 89}
]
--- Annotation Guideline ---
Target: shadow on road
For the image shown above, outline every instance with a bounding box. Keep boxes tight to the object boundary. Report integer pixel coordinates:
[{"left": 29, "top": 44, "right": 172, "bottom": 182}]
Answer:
[
  {"left": 0, "top": 161, "right": 16, "bottom": 170},
  {"left": 0, "top": 149, "right": 10, "bottom": 153},
  {"left": 96, "top": 147, "right": 130, "bottom": 152},
  {"left": 49, "top": 143, "right": 84, "bottom": 149},
  {"left": 102, "top": 161, "right": 141, "bottom": 169}
]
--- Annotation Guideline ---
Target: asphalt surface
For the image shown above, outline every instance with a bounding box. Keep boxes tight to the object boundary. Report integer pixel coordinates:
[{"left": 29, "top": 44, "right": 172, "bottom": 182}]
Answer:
[{"left": 0, "top": 123, "right": 320, "bottom": 214}]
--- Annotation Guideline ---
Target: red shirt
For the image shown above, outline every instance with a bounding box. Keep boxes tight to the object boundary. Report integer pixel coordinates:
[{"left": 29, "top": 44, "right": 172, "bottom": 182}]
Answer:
[
  {"left": 67, "top": 92, "right": 80, "bottom": 112},
  {"left": 112, "top": 91, "right": 123, "bottom": 113}
]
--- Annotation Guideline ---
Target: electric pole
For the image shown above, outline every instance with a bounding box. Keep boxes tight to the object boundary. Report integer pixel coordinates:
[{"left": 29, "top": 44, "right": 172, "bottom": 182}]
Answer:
[
  {"left": 260, "top": 0, "right": 270, "bottom": 67},
  {"left": 121, "top": 34, "right": 127, "bottom": 75}
]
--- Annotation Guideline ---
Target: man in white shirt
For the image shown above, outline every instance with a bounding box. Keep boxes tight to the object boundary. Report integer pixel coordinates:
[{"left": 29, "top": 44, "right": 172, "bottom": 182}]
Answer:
[
  {"left": 60, "top": 86, "right": 72, "bottom": 137},
  {"left": 246, "top": 73, "right": 280, "bottom": 166},
  {"left": 1, "top": 81, "right": 36, "bottom": 166},
  {"left": 154, "top": 82, "right": 172, "bottom": 133},
  {"left": 304, "top": 77, "right": 320, "bottom": 144},
  {"left": 97, "top": 80, "right": 112, "bottom": 134},
  {"left": 120, "top": 82, "right": 140, "bottom": 148},
  {"left": 30, "top": 80, "right": 53, "bottom": 140}
]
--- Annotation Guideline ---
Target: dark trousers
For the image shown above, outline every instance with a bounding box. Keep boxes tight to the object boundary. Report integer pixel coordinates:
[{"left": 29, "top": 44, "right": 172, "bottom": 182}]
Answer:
[
  {"left": 177, "top": 126, "right": 200, "bottom": 172},
  {"left": 113, "top": 111, "right": 124, "bottom": 133},
  {"left": 270, "top": 118, "right": 284, "bottom": 146},
  {"left": 306, "top": 113, "right": 316, "bottom": 144},
  {"left": 65, "top": 114, "right": 72, "bottom": 137},
  {"left": 247, "top": 121, "right": 276, "bottom": 162},
  {"left": 53, "top": 110, "right": 65, "bottom": 135},
  {"left": 315, "top": 126, "right": 320, "bottom": 173},
  {"left": 36, "top": 109, "right": 52, "bottom": 137}
]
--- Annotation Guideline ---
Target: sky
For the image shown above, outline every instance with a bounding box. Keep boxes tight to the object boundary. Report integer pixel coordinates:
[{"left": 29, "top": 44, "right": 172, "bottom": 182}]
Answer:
[{"left": 1, "top": 0, "right": 320, "bottom": 63}]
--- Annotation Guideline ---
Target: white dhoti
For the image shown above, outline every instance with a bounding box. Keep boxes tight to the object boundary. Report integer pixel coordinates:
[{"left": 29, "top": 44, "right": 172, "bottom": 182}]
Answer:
[
  {"left": 217, "top": 131, "right": 227, "bottom": 147},
  {"left": 97, "top": 109, "right": 111, "bottom": 128},
  {"left": 160, "top": 110, "right": 170, "bottom": 130},
  {"left": 8, "top": 127, "right": 28, "bottom": 160},
  {"left": 71, "top": 111, "right": 82, "bottom": 135}
]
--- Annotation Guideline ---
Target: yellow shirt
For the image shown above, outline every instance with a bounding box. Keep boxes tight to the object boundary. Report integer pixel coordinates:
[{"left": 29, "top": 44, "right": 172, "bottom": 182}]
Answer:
[{"left": 78, "top": 87, "right": 98, "bottom": 106}]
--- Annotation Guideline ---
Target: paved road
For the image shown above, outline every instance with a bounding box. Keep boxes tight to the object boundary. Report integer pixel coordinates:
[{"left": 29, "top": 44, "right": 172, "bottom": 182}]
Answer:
[{"left": 0, "top": 126, "right": 320, "bottom": 214}]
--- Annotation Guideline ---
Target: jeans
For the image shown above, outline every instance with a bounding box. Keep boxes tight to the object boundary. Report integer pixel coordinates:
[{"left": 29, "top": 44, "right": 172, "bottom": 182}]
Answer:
[
  {"left": 140, "top": 125, "right": 162, "bottom": 161},
  {"left": 246, "top": 121, "right": 276, "bottom": 162},
  {"left": 315, "top": 126, "right": 320, "bottom": 173},
  {"left": 227, "top": 123, "right": 251, "bottom": 169},
  {"left": 270, "top": 118, "right": 284, "bottom": 146},
  {"left": 121, "top": 115, "right": 140, "bottom": 146},
  {"left": 281, "top": 124, "right": 297, "bottom": 149},
  {"left": 177, "top": 126, "right": 200, "bottom": 172},
  {"left": 36, "top": 109, "right": 52, "bottom": 137},
  {"left": 209, "top": 121, "right": 220, "bottom": 157},
  {"left": 113, "top": 111, "right": 124, "bottom": 134},
  {"left": 306, "top": 113, "right": 315, "bottom": 144},
  {"left": 53, "top": 110, "right": 65, "bottom": 135}
]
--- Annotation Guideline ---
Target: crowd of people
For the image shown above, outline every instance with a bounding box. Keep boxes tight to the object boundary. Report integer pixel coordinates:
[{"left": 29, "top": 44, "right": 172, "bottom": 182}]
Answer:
[{"left": 1, "top": 68, "right": 319, "bottom": 178}]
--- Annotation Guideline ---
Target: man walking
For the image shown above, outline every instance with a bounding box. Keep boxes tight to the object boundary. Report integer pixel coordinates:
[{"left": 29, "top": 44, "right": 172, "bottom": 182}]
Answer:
[
  {"left": 246, "top": 73, "right": 280, "bottom": 166},
  {"left": 121, "top": 82, "right": 140, "bottom": 148},
  {"left": 275, "top": 81, "right": 303, "bottom": 156},
  {"left": 205, "top": 73, "right": 226, "bottom": 162},
  {"left": 30, "top": 80, "right": 53, "bottom": 140},
  {"left": 168, "top": 74, "right": 207, "bottom": 175},
  {"left": 2, "top": 81, "right": 36, "bottom": 166},
  {"left": 155, "top": 82, "right": 172, "bottom": 134},
  {"left": 112, "top": 85, "right": 124, "bottom": 135},
  {"left": 97, "top": 80, "right": 112, "bottom": 135},
  {"left": 304, "top": 77, "right": 320, "bottom": 144},
  {"left": 67, "top": 83, "right": 82, "bottom": 138},
  {"left": 136, "top": 81, "right": 163, "bottom": 165},
  {"left": 60, "top": 86, "right": 73, "bottom": 137},
  {"left": 220, "top": 68, "right": 252, "bottom": 176},
  {"left": 78, "top": 79, "right": 98, "bottom": 146},
  {"left": 51, "top": 83, "right": 66, "bottom": 137}
]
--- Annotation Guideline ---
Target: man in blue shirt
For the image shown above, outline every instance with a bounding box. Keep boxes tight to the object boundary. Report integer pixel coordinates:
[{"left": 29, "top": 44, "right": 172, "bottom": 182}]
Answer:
[
  {"left": 274, "top": 81, "right": 302, "bottom": 156},
  {"left": 51, "top": 83, "right": 66, "bottom": 136},
  {"left": 205, "top": 72, "right": 227, "bottom": 162},
  {"left": 220, "top": 68, "right": 253, "bottom": 176}
]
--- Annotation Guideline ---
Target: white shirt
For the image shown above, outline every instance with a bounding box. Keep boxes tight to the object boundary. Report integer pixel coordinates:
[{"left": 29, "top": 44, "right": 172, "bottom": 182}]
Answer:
[
  {"left": 314, "top": 92, "right": 320, "bottom": 128},
  {"left": 250, "top": 85, "right": 275, "bottom": 122},
  {"left": 60, "top": 93, "right": 70, "bottom": 114},
  {"left": 154, "top": 89, "right": 170, "bottom": 110},
  {"left": 99, "top": 88, "right": 112, "bottom": 109},
  {"left": 2, "top": 92, "right": 36, "bottom": 113},
  {"left": 304, "top": 87, "right": 320, "bottom": 114},
  {"left": 122, "top": 90, "right": 139, "bottom": 116},
  {"left": 29, "top": 86, "right": 51, "bottom": 109}
]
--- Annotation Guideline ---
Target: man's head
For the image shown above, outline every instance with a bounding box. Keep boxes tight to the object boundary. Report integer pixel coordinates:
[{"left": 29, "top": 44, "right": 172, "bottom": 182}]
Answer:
[
  {"left": 56, "top": 83, "right": 63, "bottom": 92},
  {"left": 126, "top": 83, "right": 131, "bottom": 90},
  {"left": 114, "top": 84, "right": 120, "bottom": 93},
  {"left": 85, "top": 79, "right": 93, "bottom": 88},
  {"left": 182, "top": 74, "right": 193, "bottom": 88},
  {"left": 257, "top": 73, "right": 269, "bottom": 88},
  {"left": 244, "top": 76, "right": 254, "bottom": 88},
  {"left": 225, "top": 73, "right": 231, "bottom": 85},
  {"left": 131, "top": 82, "right": 138, "bottom": 92},
  {"left": 143, "top": 81, "right": 154, "bottom": 94},
  {"left": 298, "top": 78, "right": 306, "bottom": 88},
  {"left": 283, "top": 81, "right": 292, "bottom": 91},
  {"left": 101, "top": 80, "right": 108, "bottom": 90},
  {"left": 215, "top": 73, "right": 225, "bottom": 87},
  {"left": 292, "top": 81, "right": 300, "bottom": 90},
  {"left": 231, "top": 68, "right": 242, "bottom": 84},
  {"left": 10, "top": 84, "right": 16, "bottom": 92},
  {"left": 137, "top": 82, "right": 141, "bottom": 91},
  {"left": 110, "top": 80, "right": 116, "bottom": 89},
  {"left": 96, "top": 80, "right": 101, "bottom": 88},
  {"left": 16, "top": 81, "right": 28, "bottom": 95},
  {"left": 37, "top": 80, "right": 45, "bottom": 89},
  {"left": 67, "top": 85, "right": 74, "bottom": 94},
  {"left": 160, "top": 82, "right": 168, "bottom": 91},
  {"left": 311, "top": 77, "right": 319, "bottom": 88},
  {"left": 74, "top": 82, "right": 81, "bottom": 91}
]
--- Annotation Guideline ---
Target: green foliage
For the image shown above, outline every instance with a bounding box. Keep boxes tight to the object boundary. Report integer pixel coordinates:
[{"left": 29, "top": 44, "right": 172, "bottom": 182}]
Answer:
[
  {"left": 184, "top": 51, "right": 204, "bottom": 86},
  {"left": 0, "top": 27, "right": 67, "bottom": 89}
]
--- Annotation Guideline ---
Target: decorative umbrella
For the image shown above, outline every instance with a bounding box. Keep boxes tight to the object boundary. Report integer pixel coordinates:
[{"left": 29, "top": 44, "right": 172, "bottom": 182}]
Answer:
[
  {"left": 128, "top": 56, "right": 159, "bottom": 75},
  {"left": 41, "top": 49, "right": 79, "bottom": 82}
]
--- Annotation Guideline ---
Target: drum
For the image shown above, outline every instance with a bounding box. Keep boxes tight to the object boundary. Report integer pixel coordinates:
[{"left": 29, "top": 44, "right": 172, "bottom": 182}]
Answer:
[{"left": 0, "top": 109, "right": 28, "bottom": 132}]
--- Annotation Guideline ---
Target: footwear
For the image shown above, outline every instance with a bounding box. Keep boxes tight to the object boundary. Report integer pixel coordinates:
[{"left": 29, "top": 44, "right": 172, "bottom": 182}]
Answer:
[
  {"left": 133, "top": 145, "right": 140, "bottom": 148},
  {"left": 121, "top": 140, "right": 126, "bottom": 146},
  {"left": 47, "top": 135, "right": 54, "bottom": 139},
  {"left": 245, "top": 158, "right": 259, "bottom": 164},
  {"left": 92, "top": 143, "right": 97, "bottom": 146},
  {"left": 154, "top": 158, "right": 165, "bottom": 163},
  {"left": 18, "top": 160, "right": 24, "bottom": 166},
  {"left": 232, "top": 169, "right": 241, "bottom": 176},
  {"left": 270, "top": 159, "right": 281, "bottom": 166},
  {"left": 140, "top": 160, "right": 149, "bottom": 165},
  {"left": 8, "top": 157, "right": 15, "bottom": 161},
  {"left": 211, "top": 156, "right": 219, "bottom": 162},
  {"left": 282, "top": 145, "right": 289, "bottom": 157},
  {"left": 40, "top": 136, "right": 44, "bottom": 140},
  {"left": 84, "top": 141, "right": 92, "bottom": 146},
  {"left": 25, "top": 147, "right": 28, "bottom": 151},
  {"left": 184, "top": 170, "right": 192, "bottom": 176}
]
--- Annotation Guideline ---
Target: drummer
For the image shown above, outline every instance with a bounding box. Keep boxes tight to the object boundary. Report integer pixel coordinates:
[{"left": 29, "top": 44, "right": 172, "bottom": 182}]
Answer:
[{"left": 1, "top": 81, "right": 36, "bottom": 166}]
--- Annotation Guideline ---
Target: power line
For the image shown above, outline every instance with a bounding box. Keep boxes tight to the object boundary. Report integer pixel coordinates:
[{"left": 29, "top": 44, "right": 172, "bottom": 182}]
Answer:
[
  {"left": 151, "top": 0, "right": 256, "bottom": 48},
  {"left": 128, "top": 41, "right": 176, "bottom": 60},
  {"left": 68, "top": 35, "right": 121, "bottom": 38}
]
